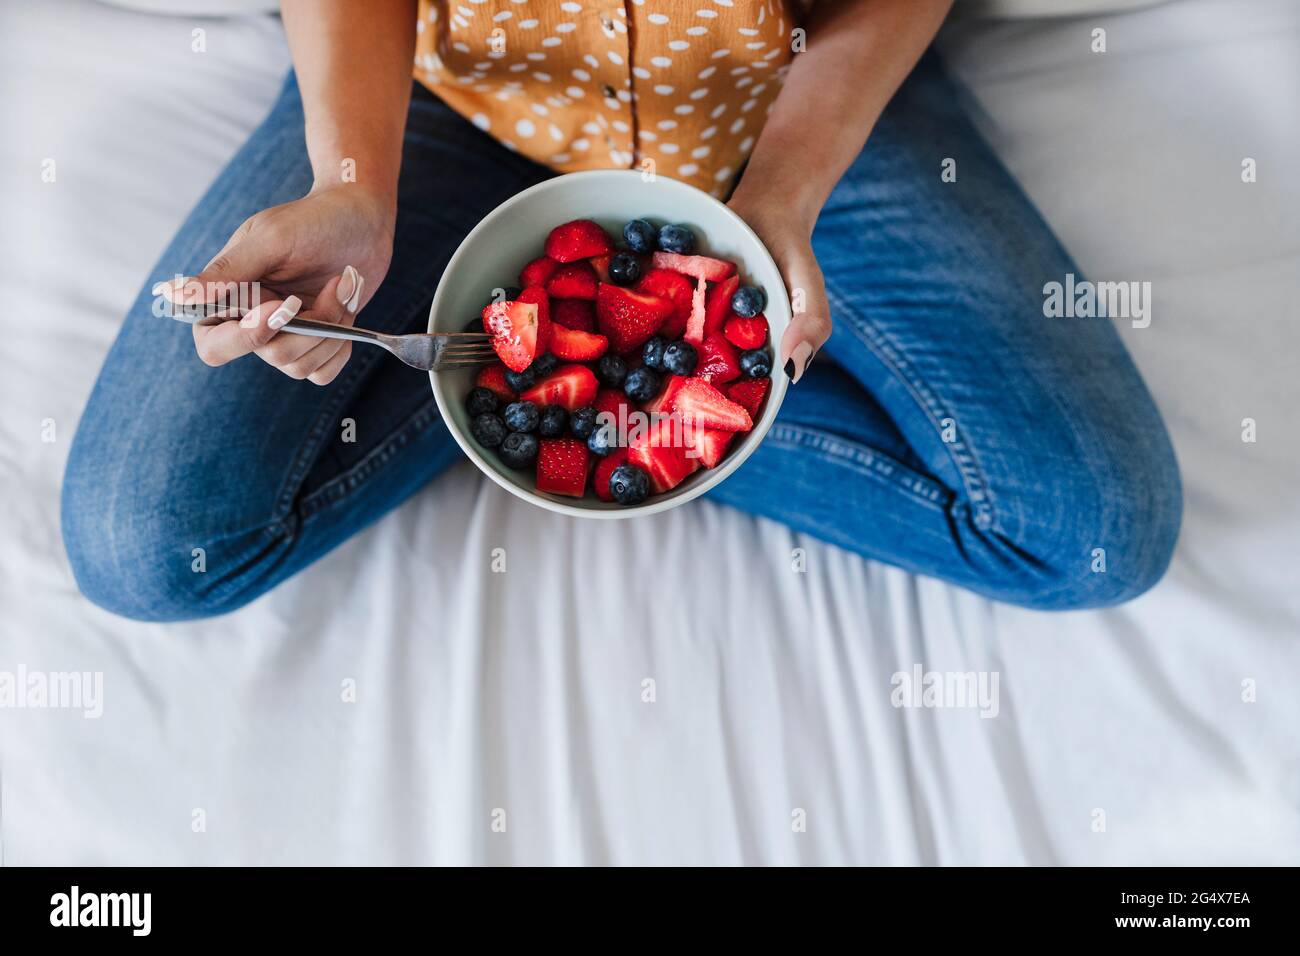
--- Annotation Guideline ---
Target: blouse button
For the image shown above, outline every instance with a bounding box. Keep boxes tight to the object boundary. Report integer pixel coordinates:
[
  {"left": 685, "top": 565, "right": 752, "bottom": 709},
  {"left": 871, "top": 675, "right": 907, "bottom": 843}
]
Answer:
[{"left": 602, "top": 83, "right": 616, "bottom": 98}]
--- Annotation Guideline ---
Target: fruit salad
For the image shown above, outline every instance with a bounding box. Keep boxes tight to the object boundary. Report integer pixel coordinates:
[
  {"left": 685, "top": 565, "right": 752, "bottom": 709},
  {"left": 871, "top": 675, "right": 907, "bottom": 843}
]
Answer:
[{"left": 464, "top": 218, "right": 774, "bottom": 506}]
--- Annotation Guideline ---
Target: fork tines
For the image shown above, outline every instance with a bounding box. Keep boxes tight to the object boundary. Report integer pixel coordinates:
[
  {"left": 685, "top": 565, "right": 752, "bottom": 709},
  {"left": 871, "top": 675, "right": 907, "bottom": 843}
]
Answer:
[
  {"left": 436, "top": 329, "right": 495, "bottom": 370},
  {"left": 437, "top": 337, "right": 498, "bottom": 370}
]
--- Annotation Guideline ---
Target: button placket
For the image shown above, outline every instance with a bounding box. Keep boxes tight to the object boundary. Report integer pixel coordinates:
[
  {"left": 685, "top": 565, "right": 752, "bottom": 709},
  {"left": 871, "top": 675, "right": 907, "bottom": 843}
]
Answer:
[{"left": 590, "top": 7, "right": 634, "bottom": 167}]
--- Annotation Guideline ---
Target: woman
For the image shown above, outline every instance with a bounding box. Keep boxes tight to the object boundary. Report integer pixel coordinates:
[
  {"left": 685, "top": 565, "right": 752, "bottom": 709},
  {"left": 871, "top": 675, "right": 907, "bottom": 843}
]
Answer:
[{"left": 61, "top": 0, "right": 1181, "bottom": 621}]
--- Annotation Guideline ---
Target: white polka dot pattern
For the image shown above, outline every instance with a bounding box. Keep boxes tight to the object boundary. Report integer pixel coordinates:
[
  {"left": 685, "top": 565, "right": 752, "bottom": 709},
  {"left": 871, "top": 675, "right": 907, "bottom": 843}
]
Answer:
[{"left": 414, "top": 0, "right": 796, "bottom": 196}]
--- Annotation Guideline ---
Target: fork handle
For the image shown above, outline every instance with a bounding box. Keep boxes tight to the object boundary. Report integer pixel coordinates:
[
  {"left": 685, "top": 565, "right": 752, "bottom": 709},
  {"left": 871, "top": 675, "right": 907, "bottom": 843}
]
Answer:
[{"left": 280, "top": 316, "right": 388, "bottom": 347}]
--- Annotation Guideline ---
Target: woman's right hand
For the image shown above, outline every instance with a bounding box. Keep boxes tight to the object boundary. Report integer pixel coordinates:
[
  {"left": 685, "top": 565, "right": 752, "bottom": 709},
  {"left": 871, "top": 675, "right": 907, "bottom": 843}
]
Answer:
[{"left": 156, "top": 183, "right": 396, "bottom": 385}]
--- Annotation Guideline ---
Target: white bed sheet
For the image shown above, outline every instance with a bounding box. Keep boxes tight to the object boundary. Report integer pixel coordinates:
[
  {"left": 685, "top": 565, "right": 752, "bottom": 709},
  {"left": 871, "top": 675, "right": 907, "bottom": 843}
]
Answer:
[{"left": 1, "top": 0, "right": 1297, "bottom": 865}]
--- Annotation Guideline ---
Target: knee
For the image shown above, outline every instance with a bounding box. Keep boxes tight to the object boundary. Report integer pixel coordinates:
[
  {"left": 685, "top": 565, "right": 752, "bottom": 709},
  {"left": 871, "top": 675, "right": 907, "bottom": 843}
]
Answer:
[
  {"left": 1097, "top": 477, "right": 1182, "bottom": 607},
  {"left": 61, "top": 446, "right": 251, "bottom": 623},
  {"left": 998, "top": 435, "right": 1183, "bottom": 611}
]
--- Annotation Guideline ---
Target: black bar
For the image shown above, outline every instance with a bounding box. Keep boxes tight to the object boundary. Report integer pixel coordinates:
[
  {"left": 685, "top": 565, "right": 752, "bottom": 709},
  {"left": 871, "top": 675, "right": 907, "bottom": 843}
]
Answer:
[{"left": 0, "top": 867, "right": 1284, "bottom": 942}]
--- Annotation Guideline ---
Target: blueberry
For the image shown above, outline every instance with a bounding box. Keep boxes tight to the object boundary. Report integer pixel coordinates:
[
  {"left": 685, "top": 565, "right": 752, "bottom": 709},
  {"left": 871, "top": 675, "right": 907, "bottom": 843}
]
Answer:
[
  {"left": 503, "top": 400, "right": 539, "bottom": 433},
  {"left": 463, "top": 316, "right": 485, "bottom": 334},
  {"left": 470, "top": 412, "right": 507, "bottom": 449},
  {"left": 661, "top": 340, "right": 698, "bottom": 377},
  {"left": 641, "top": 335, "right": 669, "bottom": 370},
  {"left": 466, "top": 386, "right": 499, "bottom": 417},
  {"left": 739, "top": 348, "right": 772, "bottom": 379},
  {"left": 597, "top": 353, "right": 628, "bottom": 388},
  {"left": 623, "top": 366, "right": 660, "bottom": 403},
  {"left": 730, "top": 286, "right": 766, "bottom": 318},
  {"left": 623, "top": 218, "right": 657, "bottom": 253},
  {"left": 608, "top": 463, "right": 651, "bottom": 505},
  {"left": 498, "top": 431, "right": 539, "bottom": 469},
  {"left": 528, "top": 353, "right": 559, "bottom": 378},
  {"left": 609, "top": 253, "right": 642, "bottom": 286},
  {"left": 503, "top": 366, "right": 536, "bottom": 393},
  {"left": 587, "top": 421, "right": 616, "bottom": 457},
  {"left": 658, "top": 223, "right": 696, "bottom": 255},
  {"left": 538, "top": 404, "right": 568, "bottom": 438},
  {"left": 570, "top": 405, "right": 598, "bottom": 440}
]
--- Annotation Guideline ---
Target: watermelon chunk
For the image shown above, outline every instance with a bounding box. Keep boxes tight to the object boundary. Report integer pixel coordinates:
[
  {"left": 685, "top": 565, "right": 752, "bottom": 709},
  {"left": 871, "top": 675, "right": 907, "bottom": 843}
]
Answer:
[{"left": 651, "top": 251, "right": 737, "bottom": 282}]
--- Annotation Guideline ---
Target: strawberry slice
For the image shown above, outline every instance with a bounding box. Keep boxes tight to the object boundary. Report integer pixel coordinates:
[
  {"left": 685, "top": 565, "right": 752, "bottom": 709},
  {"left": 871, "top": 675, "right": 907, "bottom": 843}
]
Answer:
[
  {"left": 546, "top": 261, "right": 599, "bottom": 300},
  {"left": 551, "top": 298, "right": 597, "bottom": 333},
  {"left": 545, "top": 219, "right": 615, "bottom": 263},
  {"left": 519, "top": 255, "right": 558, "bottom": 289},
  {"left": 725, "top": 377, "right": 771, "bottom": 419},
  {"left": 666, "top": 376, "right": 753, "bottom": 432},
  {"left": 536, "top": 437, "right": 591, "bottom": 497},
  {"left": 594, "top": 387, "right": 634, "bottom": 422},
  {"left": 517, "top": 285, "right": 551, "bottom": 332},
  {"left": 592, "top": 447, "right": 630, "bottom": 502},
  {"left": 703, "top": 274, "right": 739, "bottom": 339},
  {"left": 550, "top": 323, "right": 609, "bottom": 361},
  {"left": 686, "top": 427, "right": 736, "bottom": 469},
  {"left": 589, "top": 255, "right": 613, "bottom": 284},
  {"left": 651, "top": 251, "right": 737, "bottom": 282},
  {"left": 627, "top": 418, "right": 700, "bottom": 494},
  {"left": 683, "top": 276, "right": 709, "bottom": 345},
  {"left": 520, "top": 363, "right": 599, "bottom": 411},
  {"left": 642, "top": 374, "right": 688, "bottom": 415},
  {"left": 723, "top": 313, "right": 768, "bottom": 350},
  {"left": 596, "top": 283, "right": 674, "bottom": 354},
  {"left": 635, "top": 268, "right": 695, "bottom": 339},
  {"left": 475, "top": 363, "right": 517, "bottom": 403},
  {"left": 697, "top": 332, "right": 741, "bottom": 384},
  {"left": 482, "top": 286, "right": 550, "bottom": 372}
]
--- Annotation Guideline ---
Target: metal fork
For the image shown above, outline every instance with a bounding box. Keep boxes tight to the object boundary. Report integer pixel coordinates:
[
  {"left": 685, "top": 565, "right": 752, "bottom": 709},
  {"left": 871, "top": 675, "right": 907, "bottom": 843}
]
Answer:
[
  {"left": 172, "top": 307, "right": 496, "bottom": 372},
  {"left": 265, "top": 316, "right": 495, "bottom": 372}
]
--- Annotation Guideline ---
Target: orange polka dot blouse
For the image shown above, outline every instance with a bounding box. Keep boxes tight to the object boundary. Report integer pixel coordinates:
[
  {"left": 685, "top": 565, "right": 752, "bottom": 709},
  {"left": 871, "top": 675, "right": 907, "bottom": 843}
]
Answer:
[{"left": 414, "top": 1, "right": 799, "bottom": 197}]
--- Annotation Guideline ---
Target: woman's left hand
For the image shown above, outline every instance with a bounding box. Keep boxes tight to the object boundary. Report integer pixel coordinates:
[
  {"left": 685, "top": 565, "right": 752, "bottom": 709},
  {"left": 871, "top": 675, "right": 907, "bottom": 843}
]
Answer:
[
  {"left": 722, "top": 0, "right": 953, "bottom": 384},
  {"left": 728, "top": 197, "right": 831, "bottom": 384}
]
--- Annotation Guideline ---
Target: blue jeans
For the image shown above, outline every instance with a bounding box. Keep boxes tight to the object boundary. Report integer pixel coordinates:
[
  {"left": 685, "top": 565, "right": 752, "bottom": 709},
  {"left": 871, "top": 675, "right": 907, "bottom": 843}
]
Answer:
[{"left": 62, "top": 55, "right": 1181, "bottom": 621}]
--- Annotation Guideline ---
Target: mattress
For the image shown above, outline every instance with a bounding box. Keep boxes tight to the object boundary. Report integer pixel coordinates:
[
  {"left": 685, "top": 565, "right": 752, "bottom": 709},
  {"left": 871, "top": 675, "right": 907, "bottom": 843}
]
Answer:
[{"left": 1, "top": 0, "right": 1297, "bottom": 865}]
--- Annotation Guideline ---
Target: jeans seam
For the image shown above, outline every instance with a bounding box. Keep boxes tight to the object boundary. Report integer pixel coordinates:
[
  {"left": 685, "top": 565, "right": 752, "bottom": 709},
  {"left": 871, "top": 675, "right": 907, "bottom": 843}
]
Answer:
[
  {"left": 172, "top": 518, "right": 294, "bottom": 613},
  {"left": 265, "top": 286, "right": 443, "bottom": 534},
  {"left": 823, "top": 279, "right": 998, "bottom": 529},
  {"left": 297, "top": 396, "right": 443, "bottom": 520},
  {"left": 766, "top": 422, "right": 950, "bottom": 511},
  {"left": 267, "top": 346, "right": 385, "bottom": 527}
]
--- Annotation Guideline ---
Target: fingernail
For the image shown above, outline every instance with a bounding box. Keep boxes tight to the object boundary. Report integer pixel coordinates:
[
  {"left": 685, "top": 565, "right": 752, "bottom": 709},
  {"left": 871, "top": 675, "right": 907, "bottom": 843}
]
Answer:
[
  {"left": 335, "top": 266, "right": 360, "bottom": 312},
  {"left": 787, "top": 341, "right": 814, "bottom": 384},
  {"left": 266, "top": 295, "right": 302, "bottom": 331},
  {"left": 152, "top": 276, "right": 187, "bottom": 297},
  {"left": 346, "top": 272, "right": 364, "bottom": 314}
]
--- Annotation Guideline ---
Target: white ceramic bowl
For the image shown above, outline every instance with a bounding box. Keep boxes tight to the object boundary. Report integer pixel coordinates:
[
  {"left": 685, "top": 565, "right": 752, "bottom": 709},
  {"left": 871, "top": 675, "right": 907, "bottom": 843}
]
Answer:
[{"left": 429, "top": 170, "right": 789, "bottom": 518}]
